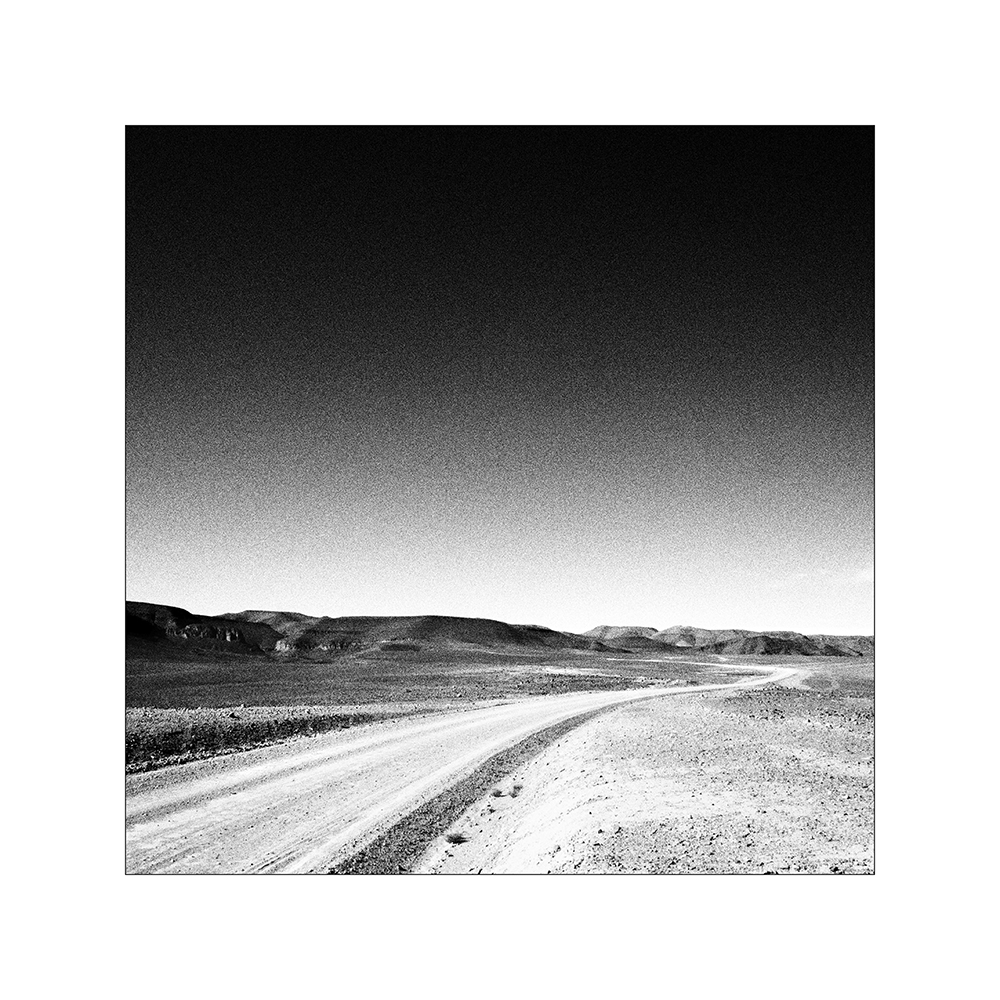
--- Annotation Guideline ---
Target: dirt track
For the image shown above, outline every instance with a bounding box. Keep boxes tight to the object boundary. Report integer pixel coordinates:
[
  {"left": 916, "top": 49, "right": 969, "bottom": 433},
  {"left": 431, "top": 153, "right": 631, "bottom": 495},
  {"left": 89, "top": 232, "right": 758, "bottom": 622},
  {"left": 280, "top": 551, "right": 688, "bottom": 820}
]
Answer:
[
  {"left": 126, "top": 666, "right": 794, "bottom": 873},
  {"left": 418, "top": 659, "right": 873, "bottom": 874}
]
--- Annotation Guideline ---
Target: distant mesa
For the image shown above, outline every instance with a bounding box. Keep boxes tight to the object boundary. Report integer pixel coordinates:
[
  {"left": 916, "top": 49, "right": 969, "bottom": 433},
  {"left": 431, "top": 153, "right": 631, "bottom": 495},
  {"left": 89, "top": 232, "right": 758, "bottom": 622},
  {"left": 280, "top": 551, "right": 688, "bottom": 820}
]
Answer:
[
  {"left": 587, "top": 624, "right": 874, "bottom": 657},
  {"left": 582, "top": 625, "right": 676, "bottom": 651},
  {"left": 583, "top": 625, "right": 659, "bottom": 643},
  {"left": 651, "top": 625, "right": 755, "bottom": 648}
]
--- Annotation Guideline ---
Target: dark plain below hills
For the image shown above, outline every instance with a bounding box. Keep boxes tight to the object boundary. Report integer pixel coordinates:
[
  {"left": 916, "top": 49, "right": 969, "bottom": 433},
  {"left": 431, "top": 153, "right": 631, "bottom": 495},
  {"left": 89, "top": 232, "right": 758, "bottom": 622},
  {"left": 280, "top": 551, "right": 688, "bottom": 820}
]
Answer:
[
  {"left": 126, "top": 601, "right": 874, "bottom": 768},
  {"left": 126, "top": 601, "right": 874, "bottom": 661}
]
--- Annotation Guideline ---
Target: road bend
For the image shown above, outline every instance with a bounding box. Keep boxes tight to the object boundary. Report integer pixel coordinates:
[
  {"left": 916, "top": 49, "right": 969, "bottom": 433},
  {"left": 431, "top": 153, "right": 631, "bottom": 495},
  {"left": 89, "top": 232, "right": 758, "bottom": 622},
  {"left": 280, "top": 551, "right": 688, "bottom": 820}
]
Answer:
[{"left": 126, "top": 665, "right": 796, "bottom": 873}]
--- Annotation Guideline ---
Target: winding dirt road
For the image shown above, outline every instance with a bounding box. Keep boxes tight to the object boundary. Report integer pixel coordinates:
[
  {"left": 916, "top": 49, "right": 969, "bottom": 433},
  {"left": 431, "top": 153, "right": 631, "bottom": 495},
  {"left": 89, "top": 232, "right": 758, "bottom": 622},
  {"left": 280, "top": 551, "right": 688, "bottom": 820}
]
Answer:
[{"left": 126, "top": 665, "right": 796, "bottom": 874}]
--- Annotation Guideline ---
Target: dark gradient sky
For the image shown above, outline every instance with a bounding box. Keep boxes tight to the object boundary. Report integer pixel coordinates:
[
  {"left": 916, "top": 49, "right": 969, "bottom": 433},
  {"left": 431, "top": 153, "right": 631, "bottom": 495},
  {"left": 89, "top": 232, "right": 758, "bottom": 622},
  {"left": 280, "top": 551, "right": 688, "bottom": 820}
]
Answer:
[{"left": 127, "top": 127, "right": 873, "bottom": 634}]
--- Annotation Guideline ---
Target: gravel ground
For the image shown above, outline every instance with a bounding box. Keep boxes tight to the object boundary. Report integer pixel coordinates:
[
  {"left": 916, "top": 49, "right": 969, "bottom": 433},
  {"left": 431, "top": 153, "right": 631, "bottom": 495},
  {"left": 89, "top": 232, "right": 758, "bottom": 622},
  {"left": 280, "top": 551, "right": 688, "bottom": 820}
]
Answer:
[
  {"left": 125, "top": 703, "right": 440, "bottom": 772},
  {"left": 417, "top": 660, "right": 873, "bottom": 874}
]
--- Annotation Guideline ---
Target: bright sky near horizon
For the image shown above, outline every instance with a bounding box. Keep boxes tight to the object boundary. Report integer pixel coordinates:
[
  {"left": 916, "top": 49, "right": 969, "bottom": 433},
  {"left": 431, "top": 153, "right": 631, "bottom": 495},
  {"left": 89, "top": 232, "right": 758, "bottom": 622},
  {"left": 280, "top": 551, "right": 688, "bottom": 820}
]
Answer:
[{"left": 127, "top": 127, "right": 874, "bottom": 635}]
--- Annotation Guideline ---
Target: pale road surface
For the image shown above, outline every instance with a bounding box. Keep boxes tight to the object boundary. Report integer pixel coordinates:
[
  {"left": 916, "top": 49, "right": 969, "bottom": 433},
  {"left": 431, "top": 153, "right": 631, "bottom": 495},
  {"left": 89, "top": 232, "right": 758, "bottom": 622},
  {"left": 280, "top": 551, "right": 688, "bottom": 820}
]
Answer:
[{"left": 126, "top": 665, "right": 797, "bottom": 874}]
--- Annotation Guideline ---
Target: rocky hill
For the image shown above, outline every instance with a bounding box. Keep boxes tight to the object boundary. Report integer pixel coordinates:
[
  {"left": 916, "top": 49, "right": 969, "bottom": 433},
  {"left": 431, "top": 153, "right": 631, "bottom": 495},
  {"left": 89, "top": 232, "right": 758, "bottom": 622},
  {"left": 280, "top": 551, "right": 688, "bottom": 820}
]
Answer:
[
  {"left": 127, "top": 601, "right": 872, "bottom": 660},
  {"left": 806, "top": 634, "right": 875, "bottom": 657},
  {"left": 127, "top": 602, "right": 613, "bottom": 658},
  {"left": 222, "top": 610, "right": 324, "bottom": 649},
  {"left": 126, "top": 602, "right": 282, "bottom": 654},
  {"left": 651, "top": 626, "right": 756, "bottom": 648},
  {"left": 587, "top": 623, "right": 874, "bottom": 657},
  {"left": 700, "top": 631, "right": 875, "bottom": 657},
  {"left": 701, "top": 631, "right": 825, "bottom": 656},
  {"left": 232, "top": 611, "right": 613, "bottom": 655},
  {"left": 581, "top": 625, "right": 669, "bottom": 650}
]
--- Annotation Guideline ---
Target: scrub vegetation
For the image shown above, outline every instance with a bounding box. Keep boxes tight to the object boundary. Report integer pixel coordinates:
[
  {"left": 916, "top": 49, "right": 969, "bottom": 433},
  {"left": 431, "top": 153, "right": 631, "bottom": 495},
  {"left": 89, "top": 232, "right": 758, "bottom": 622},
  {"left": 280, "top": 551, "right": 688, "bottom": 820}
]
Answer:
[{"left": 126, "top": 705, "right": 400, "bottom": 772}]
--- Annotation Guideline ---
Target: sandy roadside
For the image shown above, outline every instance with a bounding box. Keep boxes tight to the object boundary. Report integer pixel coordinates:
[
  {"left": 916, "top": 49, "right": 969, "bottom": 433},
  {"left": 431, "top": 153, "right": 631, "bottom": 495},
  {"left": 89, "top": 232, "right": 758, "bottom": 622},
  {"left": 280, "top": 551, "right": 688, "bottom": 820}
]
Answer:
[
  {"left": 416, "top": 660, "right": 874, "bottom": 874},
  {"left": 128, "top": 674, "right": 778, "bottom": 873}
]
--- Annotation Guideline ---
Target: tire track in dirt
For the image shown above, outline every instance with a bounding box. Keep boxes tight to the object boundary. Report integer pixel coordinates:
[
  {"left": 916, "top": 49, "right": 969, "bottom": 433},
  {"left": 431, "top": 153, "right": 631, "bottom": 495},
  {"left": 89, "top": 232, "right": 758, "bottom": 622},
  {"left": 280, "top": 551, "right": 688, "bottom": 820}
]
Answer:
[{"left": 126, "top": 666, "right": 794, "bottom": 873}]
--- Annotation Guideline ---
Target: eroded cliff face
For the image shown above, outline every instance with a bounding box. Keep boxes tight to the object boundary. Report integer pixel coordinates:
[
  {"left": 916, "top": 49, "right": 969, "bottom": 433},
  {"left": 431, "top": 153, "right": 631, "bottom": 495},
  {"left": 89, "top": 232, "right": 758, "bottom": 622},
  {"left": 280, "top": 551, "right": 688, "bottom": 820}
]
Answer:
[
  {"left": 128, "top": 602, "right": 874, "bottom": 661},
  {"left": 583, "top": 623, "right": 874, "bottom": 657},
  {"left": 126, "top": 602, "right": 281, "bottom": 654},
  {"left": 168, "top": 622, "right": 246, "bottom": 643},
  {"left": 127, "top": 604, "right": 615, "bottom": 659},
  {"left": 273, "top": 636, "right": 370, "bottom": 654}
]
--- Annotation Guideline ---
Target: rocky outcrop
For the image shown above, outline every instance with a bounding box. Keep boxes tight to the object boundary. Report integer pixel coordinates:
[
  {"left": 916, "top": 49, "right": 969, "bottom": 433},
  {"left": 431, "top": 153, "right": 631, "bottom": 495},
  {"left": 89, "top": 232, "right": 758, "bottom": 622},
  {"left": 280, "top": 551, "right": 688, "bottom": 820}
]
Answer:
[
  {"left": 584, "top": 623, "right": 875, "bottom": 657},
  {"left": 127, "top": 602, "right": 874, "bottom": 661},
  {"left": 651, "top": 626, "right": 756, "bottom": 648},
  {"left": 172, "top": 622, "right": 246, "bottom": 643},
  {"left": 130, "top": 604, "right": 614, "bottom": 658},
  {"left": 807, "top": 635, "right": 874, "bottom": 657},
  {"left": 126, "top": 602, "right": 281, "bottom": 653}
]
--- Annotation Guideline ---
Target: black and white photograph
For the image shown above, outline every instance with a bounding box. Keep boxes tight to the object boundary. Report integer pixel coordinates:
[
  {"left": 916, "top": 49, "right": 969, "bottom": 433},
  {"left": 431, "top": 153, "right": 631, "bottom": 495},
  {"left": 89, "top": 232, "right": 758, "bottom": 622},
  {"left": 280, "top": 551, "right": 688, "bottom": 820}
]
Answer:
[
  {"left": 13, "top": 0, "right": 1000, "bottom": 991},
  {"left": 126, "top": 125, "right": 875, "bottom": 875},
  {"left": 18, "top": 0, "right": 1000, "bottom": 989}
]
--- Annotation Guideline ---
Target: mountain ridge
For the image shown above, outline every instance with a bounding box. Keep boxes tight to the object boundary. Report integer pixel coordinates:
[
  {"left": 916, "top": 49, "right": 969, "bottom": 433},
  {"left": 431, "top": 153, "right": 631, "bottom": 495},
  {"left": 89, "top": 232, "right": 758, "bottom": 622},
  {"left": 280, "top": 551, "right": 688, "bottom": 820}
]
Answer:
[
  {"left": 127, "top": 601, "right": 873, "bottom": 659},
  {"left": 127, "top": 602, "right": 615, "bottom": 658},
  {"left": 588, "top": 623, "right": 874, "bottom": 657}
]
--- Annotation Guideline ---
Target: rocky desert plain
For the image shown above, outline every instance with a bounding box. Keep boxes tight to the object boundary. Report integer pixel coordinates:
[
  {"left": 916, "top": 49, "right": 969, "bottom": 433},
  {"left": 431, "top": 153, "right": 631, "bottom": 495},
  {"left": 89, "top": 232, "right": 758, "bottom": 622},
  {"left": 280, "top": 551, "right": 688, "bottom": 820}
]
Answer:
[{"left": 125, "top": 602, "right": 874, "bottom": 874}]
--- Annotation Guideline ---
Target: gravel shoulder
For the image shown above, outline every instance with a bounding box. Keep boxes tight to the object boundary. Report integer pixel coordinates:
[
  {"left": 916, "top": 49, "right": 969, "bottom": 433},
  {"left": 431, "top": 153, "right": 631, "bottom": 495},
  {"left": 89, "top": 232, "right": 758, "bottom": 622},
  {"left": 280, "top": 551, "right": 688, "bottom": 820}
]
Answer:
[
  {"left": 416, "top": 659, "right": 874, "bottom": 874},
  {"left": 125, "top": 666, "right": 787, "bottom": 873}
]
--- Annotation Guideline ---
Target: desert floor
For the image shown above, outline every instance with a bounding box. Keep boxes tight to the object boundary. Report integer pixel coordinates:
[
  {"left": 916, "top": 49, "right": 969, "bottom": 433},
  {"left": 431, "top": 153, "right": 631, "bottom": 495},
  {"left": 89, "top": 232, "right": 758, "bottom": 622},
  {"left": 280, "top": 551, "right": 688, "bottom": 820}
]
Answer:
[
  {"left": 416, "top": 658, "right": 873, "bottom": 874},
  {"left": 125, "top": 664, "right": 795, "bottom": 873},
  {"left": 126, "top": 656, "right": 872, "bottom": 874}
]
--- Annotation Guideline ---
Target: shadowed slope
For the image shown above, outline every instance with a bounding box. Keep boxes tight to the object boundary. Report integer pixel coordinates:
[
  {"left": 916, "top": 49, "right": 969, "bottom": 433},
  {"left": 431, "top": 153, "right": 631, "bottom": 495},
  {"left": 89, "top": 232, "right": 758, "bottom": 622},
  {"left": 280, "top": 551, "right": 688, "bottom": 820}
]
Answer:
[
  {"left": 582, "top": 625, "right": 682, "bottom": 651},
  {"left": 651, "top": 626, "right": 756, "bottom": 648},
  {"left": 808, "top": 635, "right": 874, "bottom": 657},
  {"left": 127, "top": 602, "right": 282, "bottom": 654},
  {"left": 586, "top": 623, "right": 874, "bottom": 657},
  {"left": 229, "top": 612, "right": 613, "bottom": 654},
  {"left": 128, "top": 603, "right": 614, "bottom": 658},
  {"left": 583, "top": 625, "right": 659, "bottom": 644}
]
